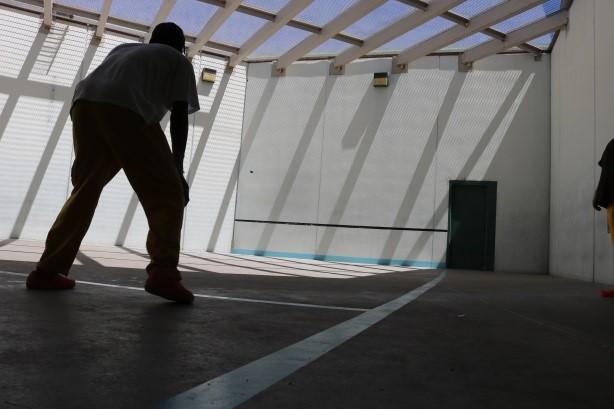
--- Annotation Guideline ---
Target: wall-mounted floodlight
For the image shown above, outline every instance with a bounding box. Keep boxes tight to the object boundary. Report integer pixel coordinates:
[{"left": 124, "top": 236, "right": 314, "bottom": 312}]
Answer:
[
  {"left": 373, "top": 72, "right": 389, "bottom": 87},
  {"left": 202, "top": 68, "right": 216, "bottom": 83}
]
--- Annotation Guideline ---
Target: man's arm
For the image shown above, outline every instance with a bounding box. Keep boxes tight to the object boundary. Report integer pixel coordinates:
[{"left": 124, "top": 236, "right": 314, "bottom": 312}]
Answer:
[
  {"left": 170, "top": 101, "right": 188, "bottom": 173},
  {"left": 170, "top": 101, "right": 190, "bottom": 205}
]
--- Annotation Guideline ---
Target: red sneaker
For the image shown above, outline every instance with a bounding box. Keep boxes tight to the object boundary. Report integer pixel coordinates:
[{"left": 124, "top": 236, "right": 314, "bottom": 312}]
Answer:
[
  {"left": 145, "top": 272, "right": 194, "bottom": 304},
  {"left": 26, "top": 270, "right": 75, "bottom": 290},
  {"left": 601, "top": 289, "right": 614, "bottom": 298}
]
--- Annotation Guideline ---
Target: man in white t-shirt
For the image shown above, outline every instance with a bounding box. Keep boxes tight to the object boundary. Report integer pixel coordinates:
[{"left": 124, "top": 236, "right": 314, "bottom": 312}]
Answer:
[{"left": 25, "top": 23, "right": 200, "bottom": 304}]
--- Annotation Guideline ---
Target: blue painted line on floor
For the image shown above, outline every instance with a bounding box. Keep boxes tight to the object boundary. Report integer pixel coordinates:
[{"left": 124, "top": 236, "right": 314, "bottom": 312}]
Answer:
[
  {"left": 154, "top": 271, "right": 447, "bottom": 409},
  {"left": 232, "top": 248, "right": 446, "bottom": 269}
]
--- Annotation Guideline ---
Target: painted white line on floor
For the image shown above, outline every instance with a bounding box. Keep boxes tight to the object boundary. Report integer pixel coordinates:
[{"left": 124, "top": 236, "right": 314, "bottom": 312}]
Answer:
[
  {"left": 154, "top": 271, "right": 447, "bottom": 409},
  {"left": 0, "top": 271, "right": 367, "bottom": 312},
  {"left": 191, "top": 293, "right": 367, "bottom": 312}
]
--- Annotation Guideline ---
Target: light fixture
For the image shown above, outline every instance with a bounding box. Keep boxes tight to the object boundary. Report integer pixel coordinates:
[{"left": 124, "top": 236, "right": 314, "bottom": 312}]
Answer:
[
  {"left": 373, "top": 72, "right": 389, "bottom": 88},
  {"left": 202, "top": 68, "right": 216, "bottom": 83}
]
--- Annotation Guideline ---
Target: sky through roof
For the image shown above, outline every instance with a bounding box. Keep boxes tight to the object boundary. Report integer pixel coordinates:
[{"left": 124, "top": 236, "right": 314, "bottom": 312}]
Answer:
[{"left": 46, "top": 0, "right": 567, "bottom": 59}]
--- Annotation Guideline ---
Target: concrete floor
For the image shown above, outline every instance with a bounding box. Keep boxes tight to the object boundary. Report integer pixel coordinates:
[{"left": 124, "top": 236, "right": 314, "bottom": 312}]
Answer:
[{"left": 0, "top": 239, "right": 612, "bottom": 409}]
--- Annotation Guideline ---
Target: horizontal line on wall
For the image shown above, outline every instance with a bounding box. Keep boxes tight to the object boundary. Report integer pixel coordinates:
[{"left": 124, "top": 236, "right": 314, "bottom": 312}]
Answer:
[
  {"left": 235, "top": 219, "right": 448, "bottom": 233},
  {"left": 232, "top": 248, "right": 445, "bottom": 269}
]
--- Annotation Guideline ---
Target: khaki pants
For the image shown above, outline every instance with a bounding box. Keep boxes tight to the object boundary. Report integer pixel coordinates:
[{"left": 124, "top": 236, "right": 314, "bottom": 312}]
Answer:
[{"left": 37, "top": 101, "right": 185, "bottom": 279}]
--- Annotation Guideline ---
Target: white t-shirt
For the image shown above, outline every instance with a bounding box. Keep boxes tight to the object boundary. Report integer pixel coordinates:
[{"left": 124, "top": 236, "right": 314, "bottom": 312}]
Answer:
[{"left": 73, "top": 43, "right": 200, "bottom": 124}]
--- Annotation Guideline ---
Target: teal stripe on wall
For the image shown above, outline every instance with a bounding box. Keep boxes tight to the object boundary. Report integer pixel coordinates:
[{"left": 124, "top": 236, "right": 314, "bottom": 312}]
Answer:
[{"left": 231, "top": 249, "right": 446, "bottom": 269}]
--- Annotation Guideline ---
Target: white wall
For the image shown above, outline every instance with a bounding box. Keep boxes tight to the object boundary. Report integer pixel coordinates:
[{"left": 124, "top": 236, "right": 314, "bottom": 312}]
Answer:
[
  {"left": 236, "top": 53, "right": 551, "bottom": 272},
  {"left": 551, "top": 0, "right": 614, "bottom": 284},
  {"left": 0, "top": 6, "right": 245, "bottom": 252}
]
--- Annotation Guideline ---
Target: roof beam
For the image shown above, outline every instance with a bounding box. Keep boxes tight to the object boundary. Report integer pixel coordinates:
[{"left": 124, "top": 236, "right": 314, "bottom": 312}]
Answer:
[
  {"left": 333, "top": 0, "right": 464, "bottom": 68},
  {"left": 460, "top": 10, "right": 569, "bottom": 68},
  {"left": 196, "top": 0, "right": 363, "bottom": 47},
  {"left": 274, "top": 0, "right": 387, "bottom": 71},
  {"left": 393, "top": 0, "right": 547, "bottom": 70},
  {"left": 144, "top": 0, "right": 176, "bottom": 42},
  {"left": 94, "top": 0, "right": 113, "bottom": 39},
  {"left": 228, "top": 0, "right": 314, "bottom": 68},
  {"left": 187, "top": 0, "right": 241, "bottom": 58},
  {"left": 43, "top": 0, "right": 52, "bottom": 29},
  {"left": 1, "top": 0, "right": 240, "bottom": 56},
  {"left": 397, "top": 0, "right": 541, "bottom": 56}
]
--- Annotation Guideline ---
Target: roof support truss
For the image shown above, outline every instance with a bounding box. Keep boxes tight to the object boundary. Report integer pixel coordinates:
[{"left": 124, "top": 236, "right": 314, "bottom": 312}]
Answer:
[
  {"left": 145, "top": 0, "right": 176, "bottom": 43},
  {"left": 332, "top": 0, "right": 464, "bottom": 69},
  {"left": 392, "top": 0, "right": 547, "bottom": 71},
  {"left": 460, "top": 10, "right": 569, "bottom": 70},
  {"left": 0, "top": 0, "right": 569, "bottom": 64},
  {"left": 42, "top": 0, "right": 52, "bottom": 29},
  {"left": 196, "top": 0, "right": 363, "bottom": 47},
  {"left": 94, "top": 0, "right": 113, "bottom": 39},
  {"left": 398, "top": 0, "right": 541, "bottom": 56},
  {"left": 187, "top": 0, "right": 241, "bottom": 58},
  {"left": 228, "top": 0, "right": 314, "bottom": 68},
  {"left": 274, "top": 0, "right": 387, "bottom": 72}
]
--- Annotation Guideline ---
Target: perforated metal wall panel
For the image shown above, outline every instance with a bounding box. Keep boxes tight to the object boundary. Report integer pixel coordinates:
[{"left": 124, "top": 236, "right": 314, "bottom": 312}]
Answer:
[
  {"left": 0, "top": 6, "right": 245, "bottom": 253},
  {"left": 237, "top": 54, "right": 550, "bottom": 272}
]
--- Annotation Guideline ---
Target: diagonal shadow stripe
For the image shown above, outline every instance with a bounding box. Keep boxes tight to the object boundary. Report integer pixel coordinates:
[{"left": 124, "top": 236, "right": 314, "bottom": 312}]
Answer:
[
  {"left": 216, "top": 252, "right": 357, "bottom": 277},
  {"left": 254, "top": 75, "right": 337, "bottom": 253},
  {"left": 377, "top": 71, "right": 464, "bottom": 263},
  {"left": 0, "top": 24, "right": 48, "bottom": 145},
  {"left": 10, "top": 34, "right": 99, "bottom": 239},
  {"left": 315, "top": 75, "right": 398, "bottom": 256},
  {"left": 207, "top": 158, "right": 239, "bottom": 251},
  {"left": 227, "top": 77, "right": 280, "bottom": 249},
  {"left": 404, "top": 72, "right": 533, "bottom": 264},
  {"left": 118, "top": 245, "right": 306, "bottom": 278},
  {"left": 185, "top": 69, "right": 232, "bottom": 187},
  {"left": 0, "top": 238, "right": 16, "bottom": 248},
  {"left": 75, "top": 250, "right": 103, "bottom": 267}
]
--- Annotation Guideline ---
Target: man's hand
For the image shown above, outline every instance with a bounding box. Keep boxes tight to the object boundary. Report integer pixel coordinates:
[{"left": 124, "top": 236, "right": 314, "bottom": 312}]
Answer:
[{"left": 181, "top": 174, "right": 190, "bottom": 206}]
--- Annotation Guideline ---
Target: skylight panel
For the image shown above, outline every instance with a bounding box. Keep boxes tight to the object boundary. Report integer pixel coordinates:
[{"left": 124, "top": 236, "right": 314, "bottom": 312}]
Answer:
[
  {"left": 450, "top": 0, "right": 506, "bottom": 19},
  {"left": 294, "top": 0, "right": 358, "bottom": 26},
  {"left": 248, "top": 25, "right": 312, "bottom": 59},
  {"left": 491, "top": 0, "right": 562, "bottom": 33},
  {"left": 442, "top": 32, "right": 491, "bottom": 51},
  {"left": 242, "top": 0, "right": 293, "bottom": 13},
  {"left": 210, "top": 12, "right": 268, "bottom": 47},
  {"left": 306, "top": 38, "right": 351, "bottom": 57},
  {"left": 374, "top": 17, "right": 455, "bottom": 54},
  {"left": 342, "top": 1, "right": 415, "bottom": 39},
  {"left": 165, "top": 0, "right": 220, "bottom": 36},
  {"left": 109, "top": 0, "right": 165, "bottom": 25},
  {"left": 55, "top": 0, "right": 104, "bottom": 12},
  {"left": 528, "top": 32, "right": 555, "bottom": 49}
]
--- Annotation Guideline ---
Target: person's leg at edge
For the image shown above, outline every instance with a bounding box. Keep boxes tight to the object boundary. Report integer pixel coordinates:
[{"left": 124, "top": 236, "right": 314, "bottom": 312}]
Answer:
[
  {"left": 99, "top": 104, "right": 192, "bottom": 304},
  {"left": 602, "top": 205, "right": 614, "bottom": 298},
  {"left": 27, "top": 101, "right": 120, "bottom": 290}
]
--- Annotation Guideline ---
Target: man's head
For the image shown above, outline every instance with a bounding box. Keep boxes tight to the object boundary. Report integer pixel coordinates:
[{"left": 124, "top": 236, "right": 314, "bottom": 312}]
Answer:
[{"left": 149, "top": 22, "right": 185, "bottom": 54}]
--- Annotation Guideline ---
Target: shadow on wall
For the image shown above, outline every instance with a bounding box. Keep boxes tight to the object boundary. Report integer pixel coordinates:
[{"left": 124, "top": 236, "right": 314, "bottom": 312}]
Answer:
[
  {"left": 314, "top": 76, "right": 398, "bottom": 256},
  {"left": 254, "top": 75, "right": 338, "bottom": 254},
  {"left": 404, "top": 72, "right": 534, "bottom": 267},
  {"left": 375, "top": 71, "right": 466, "bottom": 264},
  {"left": 0, "top": 12, "right": 242, "bottom": 252},
  {"left": 241, "top": 58, "right": 539, "bottom": 268}
]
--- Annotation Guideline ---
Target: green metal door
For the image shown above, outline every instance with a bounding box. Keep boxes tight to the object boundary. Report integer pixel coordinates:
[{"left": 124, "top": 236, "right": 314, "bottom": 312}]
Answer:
[{"left": 447, "top": 181, "right": 497, "bottom": 271}]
